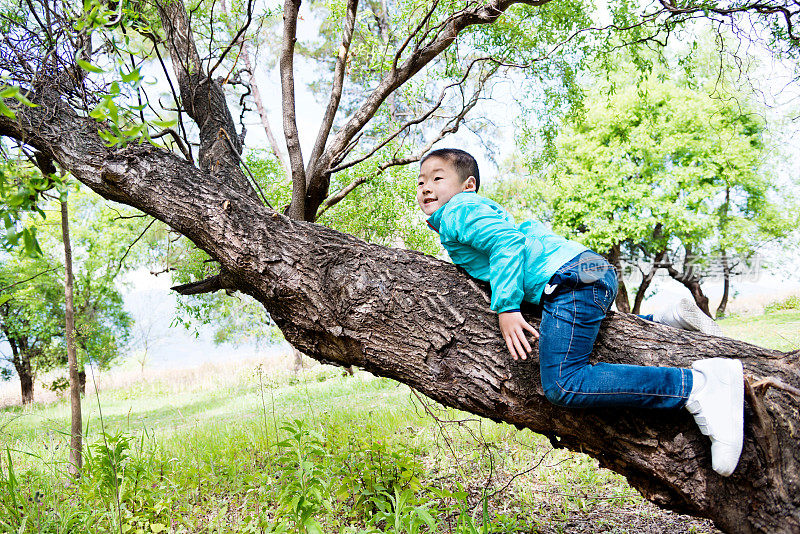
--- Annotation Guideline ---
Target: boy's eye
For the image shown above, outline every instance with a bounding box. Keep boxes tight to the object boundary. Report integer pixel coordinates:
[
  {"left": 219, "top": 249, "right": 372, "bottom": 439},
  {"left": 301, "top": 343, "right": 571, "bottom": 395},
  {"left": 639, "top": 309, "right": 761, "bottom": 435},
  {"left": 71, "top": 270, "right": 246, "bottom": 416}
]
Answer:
[{"left": 434, "top": 176, "right": 443, "bottom": 180}]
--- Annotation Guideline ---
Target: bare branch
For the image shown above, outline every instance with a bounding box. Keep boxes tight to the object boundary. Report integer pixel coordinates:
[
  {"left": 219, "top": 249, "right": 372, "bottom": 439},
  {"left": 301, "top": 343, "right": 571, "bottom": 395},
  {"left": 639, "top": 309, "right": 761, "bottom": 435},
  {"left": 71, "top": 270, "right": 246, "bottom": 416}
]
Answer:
[
  {"left": 110, "top": 218, "right": 157, "bottom": 280},
  {"left": 658, "top": 0, "right": 799, "bottom": 43},
  {"left": 0, "top": 268, "right": 59, "bottom": 295},
  {"left": 206, "top": 0, "right": 255, "bottom": 80},
  {"left": 317, "top": 60, "right": 491, "bottom": 217},
  {"left": 151, "top": 128, "right": 193, "bottom": 162},
  {"left": 280, "top": 0, "right": 307, "bottom": 219},
  {"left": 218, "top": 0, "right": 289, "bottom": 174},
  {"left": 240, "top": 51, "right": 289, "bottom": 173},
  {"left": 220, "top": 128, "right": 274, "bottom": 209},
  {"left": 147, "top": 37, "right": 194, "bottom": 162},
  {"left": 305, "top": 0, "right": 360, "bottom": 183},
  {"left": 392, "top": 0, "right": 440, "bottom": 72}
]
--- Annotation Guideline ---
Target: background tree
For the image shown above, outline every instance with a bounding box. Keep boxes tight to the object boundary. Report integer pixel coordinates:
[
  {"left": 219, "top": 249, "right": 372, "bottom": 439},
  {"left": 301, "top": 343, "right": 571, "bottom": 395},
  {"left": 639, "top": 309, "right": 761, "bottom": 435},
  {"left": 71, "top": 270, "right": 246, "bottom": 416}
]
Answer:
[
  {"left": 0, "top": 252, "right": 64, "bottom": 404},
  {"left": 0, "top": 184, "right": 154, "bottom": 403},
  {"left": 508, "top": 72, "right": 794, "bottom": 315}
]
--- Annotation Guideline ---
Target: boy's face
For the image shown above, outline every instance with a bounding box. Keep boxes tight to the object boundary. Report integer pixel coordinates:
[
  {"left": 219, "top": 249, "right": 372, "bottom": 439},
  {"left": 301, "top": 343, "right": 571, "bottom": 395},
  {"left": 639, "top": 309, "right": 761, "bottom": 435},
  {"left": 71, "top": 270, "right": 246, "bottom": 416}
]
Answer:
[{"left": 417, "top": 156, "right": 476, "bottom": 216}]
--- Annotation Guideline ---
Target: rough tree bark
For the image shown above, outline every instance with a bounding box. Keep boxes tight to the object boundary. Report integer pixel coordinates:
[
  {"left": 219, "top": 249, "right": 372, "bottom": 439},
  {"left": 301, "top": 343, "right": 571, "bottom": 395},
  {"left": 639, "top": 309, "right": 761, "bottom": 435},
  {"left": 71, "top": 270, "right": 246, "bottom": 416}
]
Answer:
[
  {"left": 1, "top": 93, "right": 798, "bottom": 534},
  {"left": 6, "top": 336, "right": 35, "bottom": 405},
  {"left": 604, "top": 242, "right": 631, "bottom": 313}
]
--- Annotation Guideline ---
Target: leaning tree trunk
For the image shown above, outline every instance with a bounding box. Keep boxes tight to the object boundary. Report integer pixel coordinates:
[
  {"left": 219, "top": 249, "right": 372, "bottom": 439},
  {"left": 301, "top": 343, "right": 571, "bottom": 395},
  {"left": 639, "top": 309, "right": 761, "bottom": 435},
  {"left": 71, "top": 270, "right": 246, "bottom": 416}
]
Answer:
[
  {"left": 632, "top": 249, "right": 668, "bottom": 315},
  {"left": 717, "top": 251, "right": 731, "bottom": 319},
  {"left": 604, "top": 242, "right": 630, "bottom": 313},
  {"left": 2, "top": 94, "right": 798, "bottom": 534}
]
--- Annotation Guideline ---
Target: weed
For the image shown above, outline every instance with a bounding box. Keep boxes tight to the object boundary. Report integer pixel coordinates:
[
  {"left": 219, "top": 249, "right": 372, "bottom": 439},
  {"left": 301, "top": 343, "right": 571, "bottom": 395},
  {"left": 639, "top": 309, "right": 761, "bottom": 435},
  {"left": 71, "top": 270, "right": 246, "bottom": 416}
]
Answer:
[
  {"left": 274, "top": 419, "right": 330, "bottom": 534},
  {"left": 765, "top": 294, "right": 800, "bottom": 312},
  {"left": 370, "top": 486, "right": 437, "bottom": 533}
]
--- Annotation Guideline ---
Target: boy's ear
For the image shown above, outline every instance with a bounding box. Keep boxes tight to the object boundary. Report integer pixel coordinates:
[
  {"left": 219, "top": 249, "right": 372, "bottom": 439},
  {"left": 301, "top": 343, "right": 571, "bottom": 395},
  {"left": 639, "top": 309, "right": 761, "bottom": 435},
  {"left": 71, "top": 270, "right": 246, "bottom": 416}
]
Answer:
[{"left": 462, "top": 176, "right": 477, "bottom": 192}]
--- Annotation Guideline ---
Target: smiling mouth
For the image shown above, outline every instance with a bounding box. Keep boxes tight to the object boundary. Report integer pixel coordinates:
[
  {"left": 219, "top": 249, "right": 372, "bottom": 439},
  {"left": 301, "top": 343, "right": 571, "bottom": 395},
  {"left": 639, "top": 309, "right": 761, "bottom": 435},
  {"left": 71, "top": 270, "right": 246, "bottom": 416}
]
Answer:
[{"left": 423, "top": 198, "right": 437, "bottom": 204}]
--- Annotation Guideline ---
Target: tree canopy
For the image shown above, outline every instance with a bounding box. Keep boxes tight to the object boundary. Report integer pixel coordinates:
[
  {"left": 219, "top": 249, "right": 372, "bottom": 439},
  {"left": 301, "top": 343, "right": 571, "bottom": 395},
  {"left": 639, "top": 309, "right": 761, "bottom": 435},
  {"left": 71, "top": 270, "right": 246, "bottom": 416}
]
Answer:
[
  {"left": 509, "top": 70, "right": 796, "bottom": 314},
  {"left": 0, "top": 186, "right": 157, "bottom": 403}
]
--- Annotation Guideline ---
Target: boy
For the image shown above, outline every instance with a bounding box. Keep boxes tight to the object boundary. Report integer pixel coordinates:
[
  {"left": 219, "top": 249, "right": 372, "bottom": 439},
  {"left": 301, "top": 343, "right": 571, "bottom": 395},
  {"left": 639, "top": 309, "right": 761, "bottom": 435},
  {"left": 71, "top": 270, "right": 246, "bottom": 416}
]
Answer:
[{"left": 418, "top": 148, "right": 744, "bottom": 476}]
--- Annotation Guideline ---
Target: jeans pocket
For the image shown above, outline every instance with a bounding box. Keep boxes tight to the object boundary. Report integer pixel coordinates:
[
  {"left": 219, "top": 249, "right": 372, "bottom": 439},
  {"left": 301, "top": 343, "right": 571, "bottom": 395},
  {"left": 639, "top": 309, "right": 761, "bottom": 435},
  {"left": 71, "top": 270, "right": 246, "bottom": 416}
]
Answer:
[{"left": 591, "top": 271, "right": 617, "bottom": 313}]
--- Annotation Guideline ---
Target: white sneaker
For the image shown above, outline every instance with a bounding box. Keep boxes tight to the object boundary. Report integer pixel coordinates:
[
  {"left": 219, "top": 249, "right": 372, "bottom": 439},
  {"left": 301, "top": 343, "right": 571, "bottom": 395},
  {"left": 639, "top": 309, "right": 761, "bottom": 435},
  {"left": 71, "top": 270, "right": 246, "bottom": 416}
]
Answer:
[
  {"left": 654, "top": 298, "right": 723, "bottom": 336},
  {"left": 685, "top": 358, "right": 744, "bottom": 476}
]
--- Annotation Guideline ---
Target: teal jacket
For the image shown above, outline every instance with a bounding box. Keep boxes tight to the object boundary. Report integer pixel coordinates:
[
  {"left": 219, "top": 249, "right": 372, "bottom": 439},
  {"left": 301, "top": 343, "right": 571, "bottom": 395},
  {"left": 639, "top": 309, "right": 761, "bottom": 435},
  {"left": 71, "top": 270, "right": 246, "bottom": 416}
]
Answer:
[{"left": 427, "top": 192, "right": 587, "bottom": 312}]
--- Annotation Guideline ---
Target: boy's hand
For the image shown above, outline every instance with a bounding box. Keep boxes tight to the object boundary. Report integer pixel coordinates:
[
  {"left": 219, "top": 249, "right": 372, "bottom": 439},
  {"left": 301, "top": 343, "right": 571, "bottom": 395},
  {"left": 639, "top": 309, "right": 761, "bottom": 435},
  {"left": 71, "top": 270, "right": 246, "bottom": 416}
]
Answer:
[{"left": 498, "top": 311, "right": 539, "bottom": 361}]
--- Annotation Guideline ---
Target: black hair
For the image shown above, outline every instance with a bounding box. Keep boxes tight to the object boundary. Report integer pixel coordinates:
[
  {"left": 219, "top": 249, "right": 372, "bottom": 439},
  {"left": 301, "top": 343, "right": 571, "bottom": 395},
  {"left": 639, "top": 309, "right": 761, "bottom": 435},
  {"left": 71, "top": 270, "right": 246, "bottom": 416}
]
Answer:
[{"left": 421, "top": 148, "right": 480, "bottom": 192}]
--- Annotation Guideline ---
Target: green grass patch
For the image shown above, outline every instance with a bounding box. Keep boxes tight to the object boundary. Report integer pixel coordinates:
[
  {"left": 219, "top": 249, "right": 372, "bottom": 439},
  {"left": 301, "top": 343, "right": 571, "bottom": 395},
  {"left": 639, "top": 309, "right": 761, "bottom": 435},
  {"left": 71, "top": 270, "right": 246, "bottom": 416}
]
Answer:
[
  {"left": 0, "top": 362, "right": 720, "bottom": 533},
  {"left": 718, "top": 309, "right": 800, "bottom": 352}
]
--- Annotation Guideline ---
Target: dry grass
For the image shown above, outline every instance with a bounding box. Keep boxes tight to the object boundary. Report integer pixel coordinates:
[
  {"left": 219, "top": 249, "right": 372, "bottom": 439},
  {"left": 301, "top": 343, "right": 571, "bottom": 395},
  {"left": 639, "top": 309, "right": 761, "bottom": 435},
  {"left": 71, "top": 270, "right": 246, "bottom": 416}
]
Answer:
[{"left": 0, "top": 349, "right": 317, "bottom": 410}]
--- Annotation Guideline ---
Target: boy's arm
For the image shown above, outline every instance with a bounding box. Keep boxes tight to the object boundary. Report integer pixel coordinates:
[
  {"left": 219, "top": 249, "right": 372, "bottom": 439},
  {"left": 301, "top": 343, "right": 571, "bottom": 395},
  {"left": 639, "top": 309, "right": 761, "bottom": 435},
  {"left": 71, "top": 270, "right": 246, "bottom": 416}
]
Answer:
[
  {"left": 440, "top": 199, "right": 528, "bottom": 314},
  {"left": 441, "top": 199, "right": 539, "bottom": 359},
  {"left": 440, "top": 202, "right": 539, "bottom": 360}
]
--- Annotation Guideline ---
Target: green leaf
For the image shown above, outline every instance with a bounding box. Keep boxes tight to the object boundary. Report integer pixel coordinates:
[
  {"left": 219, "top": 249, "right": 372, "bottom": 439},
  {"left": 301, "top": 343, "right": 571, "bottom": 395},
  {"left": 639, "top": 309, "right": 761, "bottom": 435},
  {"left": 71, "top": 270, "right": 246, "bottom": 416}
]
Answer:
[
  {"left": 149, "top": 523, "right": 166, "bottom": 533},
  {"left": 417, "top": 508, "right": 436, "bottom": 529},
  {"left": 89, "top": 105, "right": 108, "bottom": 120},
  {"left": 303, "top": 519, "right": 323, "bottom": 534},
  {"left": 0, "top": 294, "right": 11, "bottom": 306},
  {"left": 0, "top": 101, "right": 15, "bottom": 119},
  {"left": 150, "top": 118, "right": 177, "bottom": 129},
  {"left": 0, "top": 86, "right": 19, "bottom": 99},
  {"left": 77, "top": 59, "right": 104, "bottom": 74},
  {"left": 22, "top": 228, "right": 42, "bottom": 258},
  {"left": 121, "top": 67, "right": 142, "bottom": 84},
  {"left": 6, "top": 226, "right": 18, "bottom": 247}
]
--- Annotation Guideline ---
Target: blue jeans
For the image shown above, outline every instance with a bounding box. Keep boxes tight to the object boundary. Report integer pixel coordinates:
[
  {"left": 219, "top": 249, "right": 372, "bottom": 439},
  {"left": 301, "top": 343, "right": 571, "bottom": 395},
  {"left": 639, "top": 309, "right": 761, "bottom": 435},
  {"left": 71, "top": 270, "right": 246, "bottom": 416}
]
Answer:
[{"left": 538, "top": 251, "right": 692, "bottom": 409}]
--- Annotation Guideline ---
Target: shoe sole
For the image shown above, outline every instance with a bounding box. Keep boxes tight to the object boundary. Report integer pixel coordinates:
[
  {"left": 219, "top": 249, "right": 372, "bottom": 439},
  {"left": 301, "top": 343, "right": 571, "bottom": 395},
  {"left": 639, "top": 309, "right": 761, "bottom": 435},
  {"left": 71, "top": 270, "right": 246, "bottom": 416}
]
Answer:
[
  {"left": 713, "top": 359, "right": 744, "bottom": 476},
  {"left": 677, "top": 298, "right": 723, "bottom": 336}
]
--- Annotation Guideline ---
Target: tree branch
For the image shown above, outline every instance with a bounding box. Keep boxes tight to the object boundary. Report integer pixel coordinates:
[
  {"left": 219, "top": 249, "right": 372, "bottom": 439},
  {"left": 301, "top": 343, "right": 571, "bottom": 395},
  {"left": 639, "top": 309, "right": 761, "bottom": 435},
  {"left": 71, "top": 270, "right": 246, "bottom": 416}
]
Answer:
[
  {"left": 318, "top": 58, "right": 494, "bottom": 217},
  {"left": 327, "top": 55, "right": 492, "bottom": 175},
  {"left": 305, "top": 0, "right": 360, "bottom": 183},
  {"left": 206, "top": 0, "right": 255, "bottom": 80},
  {"left": 303, "top": 0, "right": 554, "bottom": 219},
  {"left": 280, "top": 0, "right": 307, "bottom": 219},
  {"left": 155, "top": 0, "right": 256, "bottom": 198},
  {"left": 151, "top": 128, "right": 193, "bottom": 162},
  {"left": 171, "top": 270, "right": 236, "bottom": 295},
  {"left": 0, "top": 268, "right": 59, "bottom": 295},
  {"left": 239, "top": 50, "right": 289, "bottom": 173}
]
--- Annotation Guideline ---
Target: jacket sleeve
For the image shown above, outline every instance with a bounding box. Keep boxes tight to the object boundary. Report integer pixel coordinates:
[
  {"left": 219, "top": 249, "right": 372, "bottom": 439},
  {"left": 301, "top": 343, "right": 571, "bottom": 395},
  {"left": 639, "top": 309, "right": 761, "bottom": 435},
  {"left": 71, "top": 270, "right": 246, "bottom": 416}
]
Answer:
[{"left": 440, "top": 200, "right": 526, "bottom": 313}]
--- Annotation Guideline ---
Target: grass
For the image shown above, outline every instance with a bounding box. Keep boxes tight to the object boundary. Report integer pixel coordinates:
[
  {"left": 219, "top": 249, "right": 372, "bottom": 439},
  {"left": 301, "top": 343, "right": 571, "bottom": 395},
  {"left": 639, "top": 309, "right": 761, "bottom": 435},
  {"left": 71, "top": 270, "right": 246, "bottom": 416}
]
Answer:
[
  {"left": 0, "top": 365, "right": 716, "bottom": 534},
  {"left": 717, "top": 309, "right": 800, "bottom": 352},
  {"left": 3, "top": 304, "right": 796, "bottom": 534}
]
